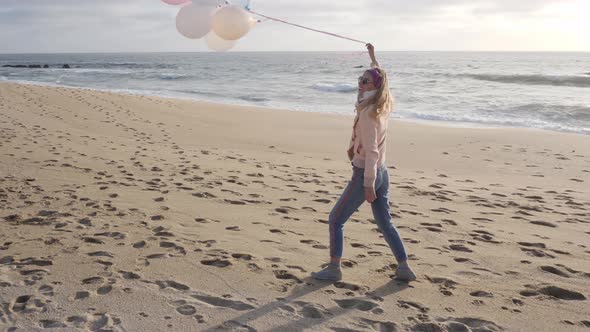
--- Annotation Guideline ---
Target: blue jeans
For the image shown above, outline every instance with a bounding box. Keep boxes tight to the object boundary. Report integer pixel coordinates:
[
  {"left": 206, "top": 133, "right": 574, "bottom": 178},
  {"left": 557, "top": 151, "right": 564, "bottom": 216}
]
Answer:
[{"left": 329, "top": 164, "right": 408, "bottom": 262}]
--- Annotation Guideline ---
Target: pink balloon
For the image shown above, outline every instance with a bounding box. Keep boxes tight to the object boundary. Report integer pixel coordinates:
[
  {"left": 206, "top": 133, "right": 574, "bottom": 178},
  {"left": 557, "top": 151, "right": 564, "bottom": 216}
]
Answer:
[
  {"left": 176, "top": 1, "right": 219, "bottom": 39},
  {"left": 162, "top": 0, "right": 190, "bottom": 5}
]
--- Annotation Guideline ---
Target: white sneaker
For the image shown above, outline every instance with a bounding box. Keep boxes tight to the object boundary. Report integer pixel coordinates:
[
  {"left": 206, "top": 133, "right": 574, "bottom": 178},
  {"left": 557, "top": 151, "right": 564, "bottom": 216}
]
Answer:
[
  {"left": 312, "top": 263, "right": 342, "bottom": 281},
  {"left": 395, "top": 261, "right": 417, "bottom": 281}
]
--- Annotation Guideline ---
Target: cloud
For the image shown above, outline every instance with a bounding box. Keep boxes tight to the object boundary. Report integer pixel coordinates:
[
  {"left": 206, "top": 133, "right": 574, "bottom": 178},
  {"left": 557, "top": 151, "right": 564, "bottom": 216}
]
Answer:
[
  {"left": 256, "top": 0, "right": 574, "bottom": 16},
  {"left": 0, "top": 0, "right": 587, "bottom": 52}
]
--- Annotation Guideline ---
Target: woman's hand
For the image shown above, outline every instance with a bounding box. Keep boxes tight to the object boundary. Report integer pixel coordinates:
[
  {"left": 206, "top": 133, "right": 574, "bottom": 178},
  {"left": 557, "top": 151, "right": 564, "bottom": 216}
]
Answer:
[
  {"left": 347, "top": 147, "right": 354, "bottom": 161},
  {"left": 366, "top": 43, "right": 375, "bottom": 55},
  {"left": 366, "top": 43, "right": 378, "bottom": 67},
  {"left": 364, "top": 186, "right": 377, "bottom": 203}
]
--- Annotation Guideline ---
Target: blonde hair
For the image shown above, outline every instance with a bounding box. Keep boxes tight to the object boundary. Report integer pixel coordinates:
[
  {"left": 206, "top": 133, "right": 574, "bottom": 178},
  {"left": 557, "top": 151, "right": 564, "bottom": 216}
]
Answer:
[{"left": 367, "top": 68, "right": 393, "bottom": 118}]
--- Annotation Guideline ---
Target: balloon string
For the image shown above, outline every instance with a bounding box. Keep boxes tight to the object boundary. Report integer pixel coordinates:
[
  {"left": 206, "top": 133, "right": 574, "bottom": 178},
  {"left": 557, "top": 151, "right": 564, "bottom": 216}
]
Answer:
[{"left": 248, "top": 10, "right": 368, "bottom": 45}]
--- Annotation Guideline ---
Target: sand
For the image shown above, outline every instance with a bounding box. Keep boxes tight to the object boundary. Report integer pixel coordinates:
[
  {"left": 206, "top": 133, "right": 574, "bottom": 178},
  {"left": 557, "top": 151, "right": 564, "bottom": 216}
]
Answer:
[{"left": 0, "top": 82, "right": 589, "bottom": 332}]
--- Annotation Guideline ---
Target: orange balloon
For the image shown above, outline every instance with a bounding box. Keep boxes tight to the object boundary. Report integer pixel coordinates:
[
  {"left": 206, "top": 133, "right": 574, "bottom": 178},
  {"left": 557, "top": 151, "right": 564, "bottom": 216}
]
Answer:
[{"left": 212, "top": 5, "right": 253, "bottom": 40}]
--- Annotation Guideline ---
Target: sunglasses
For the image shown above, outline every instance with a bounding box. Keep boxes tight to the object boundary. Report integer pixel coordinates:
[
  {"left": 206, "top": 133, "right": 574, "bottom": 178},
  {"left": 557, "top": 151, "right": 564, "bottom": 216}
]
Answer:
[{"left": 358, "top": 77, "right": 373, "bottom": 85}]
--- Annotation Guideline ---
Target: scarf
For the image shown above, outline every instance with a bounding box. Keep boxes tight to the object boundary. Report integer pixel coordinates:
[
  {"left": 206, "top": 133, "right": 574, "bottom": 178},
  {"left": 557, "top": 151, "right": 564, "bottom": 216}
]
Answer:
[{"left": 355, "top": 90, "right": 377, "bottom": 112}]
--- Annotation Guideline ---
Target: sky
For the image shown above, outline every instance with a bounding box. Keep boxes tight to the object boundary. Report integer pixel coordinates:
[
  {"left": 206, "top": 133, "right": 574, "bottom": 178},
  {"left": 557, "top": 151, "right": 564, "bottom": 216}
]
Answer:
[{"left": 1, "top": 0, "right": 589, "bottom": 53}]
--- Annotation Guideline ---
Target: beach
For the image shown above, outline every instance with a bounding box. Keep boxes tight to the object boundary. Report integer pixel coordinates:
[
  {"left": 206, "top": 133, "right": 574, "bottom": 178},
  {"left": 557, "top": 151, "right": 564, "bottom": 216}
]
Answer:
[{"left": 0, "top": 81, "right": 589, "bottom": 331}]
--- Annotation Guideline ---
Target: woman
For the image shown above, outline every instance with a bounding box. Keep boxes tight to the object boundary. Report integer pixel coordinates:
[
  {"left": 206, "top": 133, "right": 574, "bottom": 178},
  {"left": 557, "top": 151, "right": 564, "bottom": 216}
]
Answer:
[{"left": 312, "top": 44, "right": 416, "bottom": 282}]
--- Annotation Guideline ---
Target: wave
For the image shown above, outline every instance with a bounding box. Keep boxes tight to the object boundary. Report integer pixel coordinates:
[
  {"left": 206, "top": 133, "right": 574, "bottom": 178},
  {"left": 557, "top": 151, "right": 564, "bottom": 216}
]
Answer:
[
  {"left": 38, "top": 68, "right": 189, "bottom": 80},
  {"left": 464, "top": 74, "right": 590, "bottom": 88},
  {"left": 238, "top": 95, "right": 270, "bottom": 102},
  {"left": 156, "top": 73, "right": 188, "bottom": 80},
  {"left": 79, "top": 62, "right": 177, "bottom": 70},
  {"left": 310, "top": 83, "right": 356, "bottom": 93},
  {"left": 397, "top": 102, "right": 590, "bottom": 134},
  {"left": 506, "top": 103, "right": 590, "bottom": 122},
  {"left": 396, "top": 111, "right": 589, "bottom": 135},
  {"left": 67, "top": 68, "right": 133, "bottom": 75}
]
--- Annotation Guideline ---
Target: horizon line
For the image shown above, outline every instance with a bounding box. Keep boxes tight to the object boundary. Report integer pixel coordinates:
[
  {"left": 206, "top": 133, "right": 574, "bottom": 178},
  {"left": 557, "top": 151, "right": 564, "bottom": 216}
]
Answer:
[{"left": 2, "top": 50, "right": 590, "bottom": 55}]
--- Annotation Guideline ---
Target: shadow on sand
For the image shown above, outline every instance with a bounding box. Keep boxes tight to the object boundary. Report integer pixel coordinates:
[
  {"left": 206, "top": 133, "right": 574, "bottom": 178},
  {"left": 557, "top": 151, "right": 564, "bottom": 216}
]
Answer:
[{"left": 203, "top": 276, "right": 410, "bottom": 331}]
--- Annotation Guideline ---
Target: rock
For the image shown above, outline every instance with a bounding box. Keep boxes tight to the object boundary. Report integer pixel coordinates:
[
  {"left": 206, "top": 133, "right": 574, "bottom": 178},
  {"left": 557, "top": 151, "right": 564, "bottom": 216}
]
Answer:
[
  {"left": 2, "top": 64, "right": 49, "bottom": 69},
  {"left": 62, "top": 64, "right": 71, "bottom": 69}
]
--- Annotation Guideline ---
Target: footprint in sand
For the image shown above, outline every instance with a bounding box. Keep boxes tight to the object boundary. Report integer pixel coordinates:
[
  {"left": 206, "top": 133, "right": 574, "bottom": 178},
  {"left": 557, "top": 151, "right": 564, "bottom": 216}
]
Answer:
[
  {"left": 119, "top": 271, "right": 141, "bottom": 280},
  {"left": 539, "top": 265, "right": 570, "bottom": 278},
  {"left": 97, "top": 285, "right": 113, "bottom": 295},
  {"left": 10, "top": 295, "right": 47, "bottom": 314},
  {"left": 281, "top": 301, "right": 330, "bottom": 319},
  {"left": 191, "top": 292, "right": 255, "bottom": 311},
  {"left": 420, "top": 223, "right": 443, "bottom": 233},
  {"left": 156, "top": 280, "right": 190, "bottom": 291},
  {"left": 231, "top": 253, "right": 253, "bottom": 261},
  {"left": 72, "top": 291, "right": 91, "bottom": 300},
  {"left": 38, "top": 284, "right": 54, "bottom": 297},
  {"left": 65, "top": 313, "right": 121, "bottom": 331},
  {"left": 408, "top": 317, "right": 502, "bottom": 332},
  {"left": 334, "top": 259, "right": 356, "bottom": 269},
  {"left": 469, "top": 230, "right": 500, "bottom": 243},
  {"left": 454, "top": 257, "right": 477, "bottom": 264},
  {"left": 218, "top": 320, "right": 256, "bottom": 331},
  {"left": 171, "top": 300, "right": 197, "bottom": 316},
  {"left": 530, "top": 220, "right": 557, "bottom": 228},
  {"left": 275, "top": 206, "right": 298, "bottom": 214},
  {"left": 357, "top": 318, "right": 399, "bottom": 332},
  {"left": 426, "top": 276, "right": 458, "bottom": 296},
  {"left": 447, "top": 244, "right": 473, "bottom": 253},
  {"left": 132, "top": 240, "right": 147, "bottom": 248},
  {"left": 334, "top": 299, "right": 380, "bottom": 312},
  {"left": 518, "top": 242, "right": 555, "bottom": 258},
  {"left": 520, "top": 284, "right": 586, "bottom": 301},
  {"left": 397, "top": 300, "right": 430, "bottom": 313},
  {"left": 152, "top": 226, "right": 174, "bottom": 237},
  {"left": 470, "top": 290, "right": 493, "bottom": 298},
  {"left": 273, "top": 270, "right": 303, "bottom": 283},
  {"left": 201, "top": 259, "right": 232, "bottom": 268},
  {"left": 313, "top": 199, "right": 331, "bottom": 204},
  {"left": 39, "top": 319, "right": 67, "bottom": 328}
]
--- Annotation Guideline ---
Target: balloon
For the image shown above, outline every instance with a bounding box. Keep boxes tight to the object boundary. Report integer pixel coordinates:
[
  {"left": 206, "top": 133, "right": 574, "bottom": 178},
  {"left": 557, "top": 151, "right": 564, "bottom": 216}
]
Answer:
[
  {"left": 212, "top": 5, "right": 253, "bottom": 40},
  {"left": 162, "top": 0, "right": 190, "bottom": 5},
  {"left": 205, "top": 31, "right": 237, "bottom": 51},
  {"left": 175, "top": 1, "right": 219, "bottom": 39}
]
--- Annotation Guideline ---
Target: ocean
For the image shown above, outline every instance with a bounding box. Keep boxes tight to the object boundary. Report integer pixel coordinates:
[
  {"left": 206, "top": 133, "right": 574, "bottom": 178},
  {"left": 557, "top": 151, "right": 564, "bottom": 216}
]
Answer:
[{"left": 1, "top": 52, "right": 589, "bottom": 135}]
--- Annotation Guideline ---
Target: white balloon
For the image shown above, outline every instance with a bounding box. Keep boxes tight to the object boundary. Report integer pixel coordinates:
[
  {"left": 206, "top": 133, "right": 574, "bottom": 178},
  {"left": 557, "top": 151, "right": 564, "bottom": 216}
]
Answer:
[
  {"left": 212, "top": 5, "right": 253, "bottom": 41},
  {"left": 175, "top": 1, "right": 219, "bottom": 39},
  {"left": 205, "top": 31, "right": 237, "bottom": 51}
]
